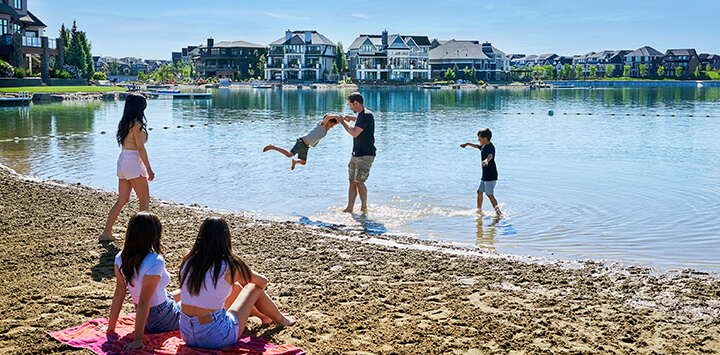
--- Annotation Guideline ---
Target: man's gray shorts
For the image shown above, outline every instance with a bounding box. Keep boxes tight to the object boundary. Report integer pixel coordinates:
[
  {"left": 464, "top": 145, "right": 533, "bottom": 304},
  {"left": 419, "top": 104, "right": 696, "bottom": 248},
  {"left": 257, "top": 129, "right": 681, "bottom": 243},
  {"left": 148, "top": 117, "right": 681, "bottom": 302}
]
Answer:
[
  {"left": 348, "top": 156, "right": 374, "bottom": 183},
  {"left": 477, "top": 180, "right": 496, "bottom": 196}
]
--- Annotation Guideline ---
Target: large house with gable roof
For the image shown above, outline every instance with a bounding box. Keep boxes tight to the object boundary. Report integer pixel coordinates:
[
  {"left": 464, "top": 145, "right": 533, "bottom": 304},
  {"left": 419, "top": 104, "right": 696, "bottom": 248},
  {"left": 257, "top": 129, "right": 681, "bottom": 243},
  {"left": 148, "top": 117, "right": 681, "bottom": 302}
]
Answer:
[
  {"left": 346, "top": 30, "right": 431, "bottom": 81},
  {"left": 0, "top": 0, "right": 60, "bottom": 79},
  {"left": 265, "top": 30, "right": 336, "bottom": 82},
  {"left": 623, "top": 46, "right": 663, "bottom": 77},
  {"left": 429, "top": 40, "right": 509, "bottom": 81}
]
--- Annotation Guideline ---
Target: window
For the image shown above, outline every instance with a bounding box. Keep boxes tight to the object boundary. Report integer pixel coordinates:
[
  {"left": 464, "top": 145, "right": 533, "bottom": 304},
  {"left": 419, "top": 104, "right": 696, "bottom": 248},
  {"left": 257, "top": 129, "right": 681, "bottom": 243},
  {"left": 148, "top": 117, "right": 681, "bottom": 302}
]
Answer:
[
  {"left": 211, "top": 48, "right": 220, "bottom": 55},
  {"left": 13, "top": 23, "right": 21, "bottom": 34},
  {"left": 14, "top": 0, "right": 21, "bottom": 9},
  {"left": 231, "top": 49, "right": 237, "bottom": 56},
  {"left": 0, "top": 19, "right": 7, "bottom": 35}
]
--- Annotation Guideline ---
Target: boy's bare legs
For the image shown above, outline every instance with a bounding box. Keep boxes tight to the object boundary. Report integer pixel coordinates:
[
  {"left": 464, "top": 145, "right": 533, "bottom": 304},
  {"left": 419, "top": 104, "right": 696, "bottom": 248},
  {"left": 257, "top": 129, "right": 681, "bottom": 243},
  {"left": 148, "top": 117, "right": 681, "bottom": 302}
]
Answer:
[
  {"left": 476, "top": 191, "right": 484, "bottom": 211},
  {"left": 291, "top": 159, "right": 305, "bottom": 170},
  {"left": 488, "top": 195, "right": 501, "bottom": 216},
  {"left": 343, "top": 180, "right": 358, "bottom": 213},
  {"left": 263, "top": 144, "right": 293, "bottom": 158}
]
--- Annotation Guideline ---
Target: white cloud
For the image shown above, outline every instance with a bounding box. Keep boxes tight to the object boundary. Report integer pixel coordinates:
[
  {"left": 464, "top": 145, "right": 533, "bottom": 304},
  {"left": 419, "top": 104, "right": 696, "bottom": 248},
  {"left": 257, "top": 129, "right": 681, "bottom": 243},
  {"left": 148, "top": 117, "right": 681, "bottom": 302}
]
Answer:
[
  {"left": 352, "top": 13, "right": 371, "bottom": 19},
  {"left": 264, "top": 12, "right": 310, "bottom": 20}
]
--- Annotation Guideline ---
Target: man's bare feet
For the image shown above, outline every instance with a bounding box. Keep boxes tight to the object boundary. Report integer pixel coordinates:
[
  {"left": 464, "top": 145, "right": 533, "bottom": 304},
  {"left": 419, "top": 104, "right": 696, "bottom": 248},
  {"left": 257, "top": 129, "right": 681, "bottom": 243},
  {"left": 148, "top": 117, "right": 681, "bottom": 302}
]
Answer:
[{"left": 263, "top": 144, "right": 274, "bottom": 152}]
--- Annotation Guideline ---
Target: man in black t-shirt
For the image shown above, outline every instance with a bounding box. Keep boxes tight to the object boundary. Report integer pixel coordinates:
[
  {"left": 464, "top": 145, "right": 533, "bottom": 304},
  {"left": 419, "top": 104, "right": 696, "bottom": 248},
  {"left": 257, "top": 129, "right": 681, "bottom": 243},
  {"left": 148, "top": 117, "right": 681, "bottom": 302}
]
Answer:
[
  {"left": 337, "top": 92, "right": 376, "bottom": 213},
  {"left": 461, "top": 128, "right": 501, "bottom": 215}
]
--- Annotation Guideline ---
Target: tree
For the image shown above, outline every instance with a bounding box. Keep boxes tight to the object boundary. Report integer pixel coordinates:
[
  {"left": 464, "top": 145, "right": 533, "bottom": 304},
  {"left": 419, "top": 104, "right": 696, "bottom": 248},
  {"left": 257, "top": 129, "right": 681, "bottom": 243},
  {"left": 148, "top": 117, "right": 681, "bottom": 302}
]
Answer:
[
  {"left": 694, "top": 65, "right": 701, "bottom": 78},
  {"left": 623, "top": 65, "right": 631, "bottom": 77},
  {"left": 330, "top": 61, "right": 339, "bottom": 75},
  {"left": 444, "top": 68, "right": 455, "bottom": 81},
  {"left": 575, "top": 65, "right": 583, "bottom": 79},
  {"left": 590, "top": 65, "right": 597, "bottom": 78},
  {"left": 137, "top": 72, "right": 147, "bottom": 81},
  {"left": 543, "top": 65, "right": 554, "bottom": 79},
  {"left": 110, "top": 59, "right": 119, "bottom": 76},
  {"left": 706, "top": 64, "right": 712, "bottom": 72},
  {"left": 639, "top": 64, "right": 648, "bottom": 77},
  {"left": 605, "top": 64, "right": 615, "bottom": 78},
  {"left": 657, "top": 66, "right": 665, "bottom": 77},
  {"left": 59, "top": 23, "right": 70, "bottom": 54},
  {"left": 335, "top": 42, "right": 347, "bottom": 76},
  {"left": 257, "top": 49, "right": 267, "bottom": 79},
  {"left": 65, "top": 21, "right": 94, "bottom": 80},
  {"left": 561, "top": 64, "right": 572, "bottom": 79},
  {"left": 675, "top": 66, "right": 683, "bottom": 78},
  {"left": 470, "top": 66, "right": 477, "bottom": 83},
  {"left": 78, "top": 31, "right": 93, "bottom": 80},
  {"left": 462, "top": 66, "right": 470, "bottom": 80}
]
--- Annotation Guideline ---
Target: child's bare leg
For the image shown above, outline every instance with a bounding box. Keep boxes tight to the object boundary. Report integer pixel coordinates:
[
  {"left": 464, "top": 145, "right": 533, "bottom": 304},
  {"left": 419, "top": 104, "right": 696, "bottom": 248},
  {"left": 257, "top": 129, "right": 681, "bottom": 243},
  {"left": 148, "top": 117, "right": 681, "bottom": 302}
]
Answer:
[
  {"left": 263, "top": 144, "right": 293, "bottom": 158},
  {"left": 488, "top": 195, "right": 501, "bottom": 215},
  {"left": 291, "top": 159, "right": 306, "bottom": 170},
  {"left": 476, "top": 191, "right": 484, "bottom": 211}
]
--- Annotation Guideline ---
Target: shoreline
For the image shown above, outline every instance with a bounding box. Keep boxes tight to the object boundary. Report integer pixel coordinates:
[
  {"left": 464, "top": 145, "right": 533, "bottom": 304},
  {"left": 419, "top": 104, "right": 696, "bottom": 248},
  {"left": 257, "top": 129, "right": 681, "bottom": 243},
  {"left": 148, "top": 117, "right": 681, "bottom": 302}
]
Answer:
[{"left": 1, "top": 164, "right": 719, "bottom": 353}]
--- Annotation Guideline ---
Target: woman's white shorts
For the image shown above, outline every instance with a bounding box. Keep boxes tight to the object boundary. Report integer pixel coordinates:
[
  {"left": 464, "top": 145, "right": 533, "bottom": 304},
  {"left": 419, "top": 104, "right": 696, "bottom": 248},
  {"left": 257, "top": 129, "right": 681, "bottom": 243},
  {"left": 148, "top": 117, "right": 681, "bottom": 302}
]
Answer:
[{"left": 116, "top": 150, "right": 147, "bottom": 180}]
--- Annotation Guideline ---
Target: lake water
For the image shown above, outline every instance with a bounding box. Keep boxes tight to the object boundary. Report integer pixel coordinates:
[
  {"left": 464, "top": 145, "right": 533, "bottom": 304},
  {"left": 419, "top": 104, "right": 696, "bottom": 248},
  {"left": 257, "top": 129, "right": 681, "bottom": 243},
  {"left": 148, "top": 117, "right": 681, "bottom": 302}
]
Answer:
[{"left": 2, "top": 87, "right": 720, "bottom": 272}]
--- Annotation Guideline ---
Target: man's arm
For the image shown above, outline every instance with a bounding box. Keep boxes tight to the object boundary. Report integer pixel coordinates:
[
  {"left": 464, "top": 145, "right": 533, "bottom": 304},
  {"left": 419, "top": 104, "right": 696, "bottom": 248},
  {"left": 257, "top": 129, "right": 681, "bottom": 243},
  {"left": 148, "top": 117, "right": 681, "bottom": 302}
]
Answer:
[{"left": 338, "top": 115, "right": 364, "bottom": 138}]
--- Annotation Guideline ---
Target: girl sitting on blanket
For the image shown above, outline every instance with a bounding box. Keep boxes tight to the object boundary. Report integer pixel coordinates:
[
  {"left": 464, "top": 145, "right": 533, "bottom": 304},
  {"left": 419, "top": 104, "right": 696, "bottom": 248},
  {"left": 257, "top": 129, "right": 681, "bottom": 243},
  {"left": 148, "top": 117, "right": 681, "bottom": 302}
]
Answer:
[
  {"left": 98, "top": 212, "right": 181, "bottom": 351},
  {"left": 178, "top": 217, "right": 296, "bottom": 349}
]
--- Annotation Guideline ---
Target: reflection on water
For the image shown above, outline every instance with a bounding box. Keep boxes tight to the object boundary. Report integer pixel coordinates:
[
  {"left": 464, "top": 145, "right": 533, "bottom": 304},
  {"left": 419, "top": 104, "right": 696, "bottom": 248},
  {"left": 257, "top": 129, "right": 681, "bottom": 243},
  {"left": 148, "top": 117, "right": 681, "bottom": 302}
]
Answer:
[{"left": 2, "top": 87, "right": 720, "bottom": 272}]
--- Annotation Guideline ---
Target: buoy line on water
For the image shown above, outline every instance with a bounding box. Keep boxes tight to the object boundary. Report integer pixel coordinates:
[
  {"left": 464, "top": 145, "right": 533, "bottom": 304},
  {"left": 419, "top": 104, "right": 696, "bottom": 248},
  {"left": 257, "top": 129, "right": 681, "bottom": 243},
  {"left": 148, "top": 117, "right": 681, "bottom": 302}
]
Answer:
[{"left": 0, "top": 111, "right": 716, "bottom": 143}]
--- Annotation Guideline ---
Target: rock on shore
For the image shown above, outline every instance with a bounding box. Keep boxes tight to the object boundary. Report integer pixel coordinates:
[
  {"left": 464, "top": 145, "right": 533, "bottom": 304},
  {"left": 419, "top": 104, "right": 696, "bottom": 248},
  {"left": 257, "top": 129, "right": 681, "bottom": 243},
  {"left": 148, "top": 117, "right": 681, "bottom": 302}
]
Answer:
[{"left": 0, "top": 164, "right": 718, "bottom": 354}]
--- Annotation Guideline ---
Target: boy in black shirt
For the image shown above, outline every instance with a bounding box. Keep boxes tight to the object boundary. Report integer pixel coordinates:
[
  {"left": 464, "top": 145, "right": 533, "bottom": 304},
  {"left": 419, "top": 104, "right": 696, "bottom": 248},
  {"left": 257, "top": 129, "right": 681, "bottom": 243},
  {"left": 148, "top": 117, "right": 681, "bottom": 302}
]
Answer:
[{"left": 461, "top": 128, "right": 501, "bottom": 215}]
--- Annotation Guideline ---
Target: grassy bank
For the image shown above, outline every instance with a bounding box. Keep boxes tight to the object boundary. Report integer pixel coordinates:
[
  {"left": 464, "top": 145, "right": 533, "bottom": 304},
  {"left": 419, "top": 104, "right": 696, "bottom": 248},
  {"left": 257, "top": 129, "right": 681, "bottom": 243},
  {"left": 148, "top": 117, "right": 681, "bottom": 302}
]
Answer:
[{"left": 0, "top": 86, "right": 126, "bottom": 93}]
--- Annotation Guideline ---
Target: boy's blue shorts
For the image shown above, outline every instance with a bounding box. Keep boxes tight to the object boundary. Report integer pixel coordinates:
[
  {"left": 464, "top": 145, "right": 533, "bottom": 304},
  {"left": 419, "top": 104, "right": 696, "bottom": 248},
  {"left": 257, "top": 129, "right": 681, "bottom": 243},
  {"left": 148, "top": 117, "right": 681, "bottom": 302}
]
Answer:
[{"left": 478, "top": 180, "right": 496, "bottom": 196}]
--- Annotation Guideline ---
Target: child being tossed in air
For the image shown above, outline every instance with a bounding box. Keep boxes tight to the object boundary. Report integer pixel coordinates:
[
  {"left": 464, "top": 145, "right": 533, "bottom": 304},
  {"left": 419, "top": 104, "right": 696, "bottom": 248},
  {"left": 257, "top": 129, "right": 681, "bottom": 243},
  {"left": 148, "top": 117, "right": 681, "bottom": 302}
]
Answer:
[{"left": 263, "top": 113, "right": 340, "bottom": 170}]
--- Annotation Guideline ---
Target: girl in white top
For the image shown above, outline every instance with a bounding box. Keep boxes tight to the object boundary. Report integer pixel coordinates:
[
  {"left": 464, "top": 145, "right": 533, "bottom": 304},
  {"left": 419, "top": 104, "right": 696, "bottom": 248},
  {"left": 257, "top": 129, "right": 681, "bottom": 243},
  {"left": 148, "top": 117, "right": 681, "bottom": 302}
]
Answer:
[
  {"left": 97, "top": 212, "right": 181, "bottom": 351},
  {"left": 178, "top": 217, "right": 296, "bottom": 349},
  {"left": 100, "top": 93, "right": 155, "bottom": 242}
]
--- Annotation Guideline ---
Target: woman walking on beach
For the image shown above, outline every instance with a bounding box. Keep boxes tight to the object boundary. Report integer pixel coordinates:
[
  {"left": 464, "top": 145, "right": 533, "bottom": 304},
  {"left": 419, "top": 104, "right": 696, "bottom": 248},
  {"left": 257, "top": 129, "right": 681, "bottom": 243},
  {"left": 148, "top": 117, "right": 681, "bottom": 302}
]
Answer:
[
  {"left": 98, "top": 212, "right": 181, "bottom": 351},
  {"left": 178, "top": 217, "right": 295, "bottom": 349},
  {"left": 100, "top": 93, "right": 154, "bottom": 242}
]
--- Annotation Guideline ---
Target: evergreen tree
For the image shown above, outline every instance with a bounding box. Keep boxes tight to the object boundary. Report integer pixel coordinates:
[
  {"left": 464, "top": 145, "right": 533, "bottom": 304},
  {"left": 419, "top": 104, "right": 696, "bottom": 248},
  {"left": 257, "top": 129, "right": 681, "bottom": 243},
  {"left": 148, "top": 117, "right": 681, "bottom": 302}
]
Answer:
[
  {"left": 110, "top": 59, "right": 119, "bottom": 76},
  {"left": 59, "top": 23, "right": 70, "bottom": 53},
  {"left": 639, "top": 64, "right": 648, "bottom": 77},
  {"left": 470, "top": 66, "right": 477, "bottom": 83},
  {"left": 444, "top": 68, "right": 455, "bottom": 81},
  {"left": 67, "top": 30, "right": 86, "bottom": 75},
  {"left": 335, "top": 42, "right": 347, "bottom": 75},
  {"left": 78, "top": 31, "right": 93, "bottom": 79}
]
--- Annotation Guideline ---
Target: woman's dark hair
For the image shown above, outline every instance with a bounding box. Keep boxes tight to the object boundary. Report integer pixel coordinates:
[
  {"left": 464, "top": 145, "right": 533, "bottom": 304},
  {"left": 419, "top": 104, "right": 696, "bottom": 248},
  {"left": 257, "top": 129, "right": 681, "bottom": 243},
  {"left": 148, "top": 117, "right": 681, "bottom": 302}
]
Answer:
[
  {"left": 179, "top": 217, "right": 251, "bottom": 296},
  {"left": 117, "top": 93, "right": 148, "bottom": 146},
  {"left": 120, "top": 212, "right": 163, "bottom": 287}
]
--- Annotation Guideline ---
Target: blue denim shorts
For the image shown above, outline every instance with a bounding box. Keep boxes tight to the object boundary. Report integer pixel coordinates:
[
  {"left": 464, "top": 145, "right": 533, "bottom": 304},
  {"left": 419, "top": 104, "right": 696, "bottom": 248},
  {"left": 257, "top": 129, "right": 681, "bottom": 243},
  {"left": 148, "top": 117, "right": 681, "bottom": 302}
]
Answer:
[
  {"left": 141, "top": 291, "right": 181, "bottom": 333},
  {"left": 179, "top": 308, "right": 239, "bottom": 349},
  {"left": 478, "top": 180, "right": 497, "bottom": 196}
]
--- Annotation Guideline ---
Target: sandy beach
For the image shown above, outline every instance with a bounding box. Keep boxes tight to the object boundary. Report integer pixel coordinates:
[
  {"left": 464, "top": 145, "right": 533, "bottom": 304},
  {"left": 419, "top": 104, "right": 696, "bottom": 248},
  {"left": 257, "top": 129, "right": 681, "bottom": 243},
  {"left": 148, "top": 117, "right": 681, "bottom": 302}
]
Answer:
[{"left": 0, "top": 163, "right": 719, "bottom": 354}]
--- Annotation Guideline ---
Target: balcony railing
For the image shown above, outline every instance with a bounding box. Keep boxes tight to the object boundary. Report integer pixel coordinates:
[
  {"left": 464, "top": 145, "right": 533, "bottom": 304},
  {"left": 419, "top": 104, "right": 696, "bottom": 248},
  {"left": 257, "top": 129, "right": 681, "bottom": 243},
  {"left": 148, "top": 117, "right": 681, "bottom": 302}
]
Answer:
[{"left": 22, "top": 36, "right": 41, "bottom": 47}]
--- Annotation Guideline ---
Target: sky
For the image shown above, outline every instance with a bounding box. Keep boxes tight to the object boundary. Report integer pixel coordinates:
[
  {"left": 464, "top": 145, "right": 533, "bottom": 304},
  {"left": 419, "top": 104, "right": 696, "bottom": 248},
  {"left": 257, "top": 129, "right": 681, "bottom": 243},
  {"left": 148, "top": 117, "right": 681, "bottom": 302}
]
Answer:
[{"left": 32, "top": 0, "right": 720, "bottom": 60}]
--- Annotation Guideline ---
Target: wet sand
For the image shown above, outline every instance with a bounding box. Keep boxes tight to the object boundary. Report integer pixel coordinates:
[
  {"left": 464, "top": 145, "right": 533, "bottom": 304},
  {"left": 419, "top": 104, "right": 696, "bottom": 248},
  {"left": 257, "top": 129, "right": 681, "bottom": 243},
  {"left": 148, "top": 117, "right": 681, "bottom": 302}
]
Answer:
[{"left": 0, "top": 164, "right": 719, "bottom": 354}]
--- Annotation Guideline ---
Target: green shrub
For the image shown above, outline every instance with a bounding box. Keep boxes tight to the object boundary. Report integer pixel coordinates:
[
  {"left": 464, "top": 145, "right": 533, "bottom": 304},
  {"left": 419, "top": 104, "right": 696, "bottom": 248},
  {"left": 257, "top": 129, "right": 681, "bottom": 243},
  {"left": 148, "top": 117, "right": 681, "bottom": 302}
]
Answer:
[
  {"left": 49, "top": 69, "right": 71, "bottom": 79},
  {"left": 14, "top": 67, "right": 25, "bottom": 78},
  {"left": 92, "top": 72, "right": 107, "bottom": 80}
]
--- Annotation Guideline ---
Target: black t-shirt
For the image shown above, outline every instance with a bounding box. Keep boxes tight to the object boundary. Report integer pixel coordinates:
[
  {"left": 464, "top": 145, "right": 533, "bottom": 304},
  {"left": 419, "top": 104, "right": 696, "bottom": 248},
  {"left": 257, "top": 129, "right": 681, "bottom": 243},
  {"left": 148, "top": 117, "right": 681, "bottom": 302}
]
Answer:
[
  {"left": 352, "top": 109, "right": 376, "bottom": 157},
  {"left": 480, "top": 143, "right": 498, "bottom": 181}
]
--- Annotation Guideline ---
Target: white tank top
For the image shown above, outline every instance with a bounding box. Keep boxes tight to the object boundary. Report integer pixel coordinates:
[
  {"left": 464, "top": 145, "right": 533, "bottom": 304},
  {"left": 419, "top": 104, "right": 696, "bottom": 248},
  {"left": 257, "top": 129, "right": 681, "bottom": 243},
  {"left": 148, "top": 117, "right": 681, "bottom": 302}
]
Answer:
[{"left": 180, "top": 261, "right": 233, "bottom": 310}]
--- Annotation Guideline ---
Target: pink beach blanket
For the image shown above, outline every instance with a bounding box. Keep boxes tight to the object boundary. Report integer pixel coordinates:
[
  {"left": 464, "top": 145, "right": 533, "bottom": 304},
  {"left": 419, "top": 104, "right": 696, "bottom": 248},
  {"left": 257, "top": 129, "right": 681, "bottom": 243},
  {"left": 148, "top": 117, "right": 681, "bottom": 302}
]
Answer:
[{"left": 47, "top": 314, "right": 306, "bottom": 355}]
